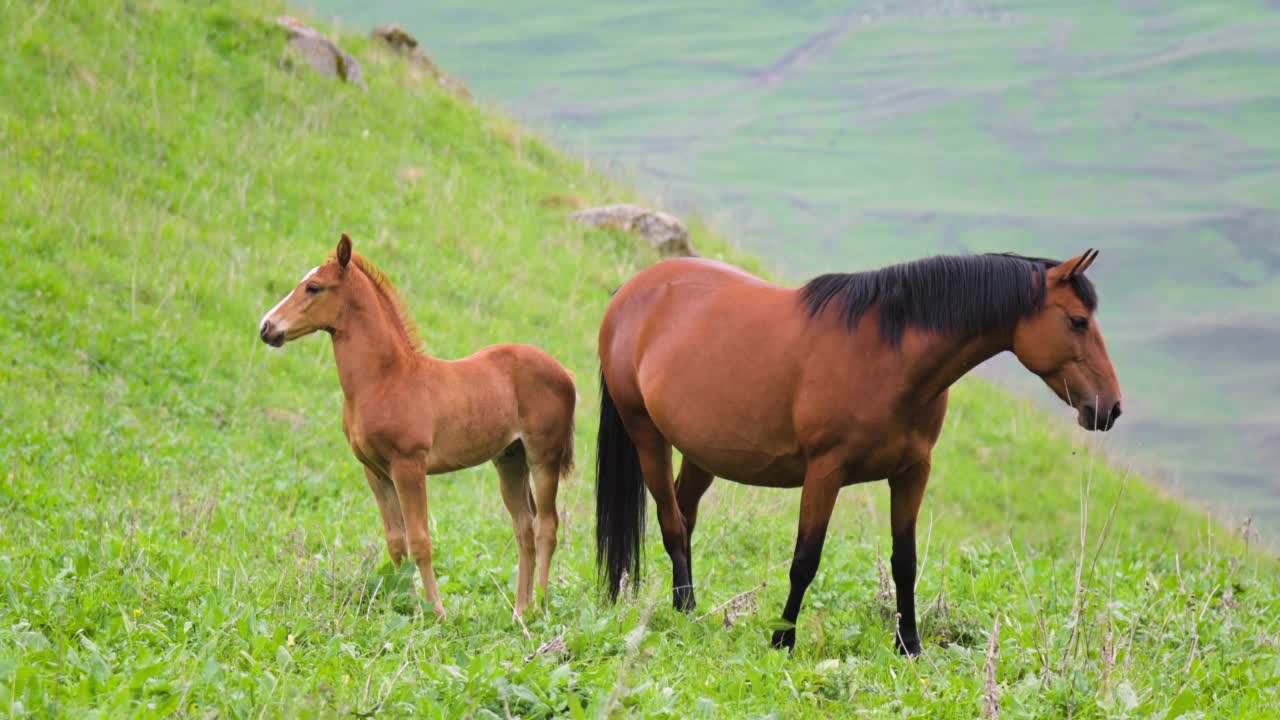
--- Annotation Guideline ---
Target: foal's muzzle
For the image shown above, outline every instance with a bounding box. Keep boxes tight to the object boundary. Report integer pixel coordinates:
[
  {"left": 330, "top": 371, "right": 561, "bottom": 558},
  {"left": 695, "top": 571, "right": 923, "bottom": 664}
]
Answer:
[
  {"left": 259, "top": 319, "right": 286, "bottom": 348},
  {"left": 1079, "top": 401, "right": 1122, "bottom": 432}
]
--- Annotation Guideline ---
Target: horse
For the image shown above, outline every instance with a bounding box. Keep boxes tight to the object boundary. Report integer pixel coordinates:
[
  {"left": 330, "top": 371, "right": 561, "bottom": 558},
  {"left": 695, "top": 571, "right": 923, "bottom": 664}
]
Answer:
[
  {"left": 259, "top": 233, "right": 577, "bottom": 619},
  {"left": 594, "top": 249, "right": 1120, "bottom": 655}
]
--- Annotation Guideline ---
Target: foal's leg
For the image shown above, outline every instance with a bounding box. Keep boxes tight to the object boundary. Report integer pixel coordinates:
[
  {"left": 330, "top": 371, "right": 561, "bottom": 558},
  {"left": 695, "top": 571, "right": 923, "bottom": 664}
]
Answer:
[
  {"left": 627, "top": 416, "right": 693, "bottom": 611},
  {"left": 888, "top": 462, "right": 931, "bottom": 657},
  {"left": 494, "top": 451, "right": 536, "bottom": 618},
  {"left": 530, "top": 461, "right": 561, "bottom": 610},
  {"left": 364, "top": 466, "right": 407, "bottom": 565},
  {"left": 674, "top": 458, "right": 713, "bottom": 604},
  {"left": 390, "top": 456, "right": 446, "bottom": 619},
  {"left": 772, "top": 465, "right": 842, "bottom": 652}
]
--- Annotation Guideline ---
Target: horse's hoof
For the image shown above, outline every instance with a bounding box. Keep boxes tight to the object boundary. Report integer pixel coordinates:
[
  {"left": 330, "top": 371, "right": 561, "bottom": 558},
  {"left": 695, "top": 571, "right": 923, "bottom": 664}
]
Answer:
[
  {"left": 895, "top": 636, "right": 921, "bottom": 657},
  {"left": 770, "top": 629, "right": 796, "bottom": 652},
  {"left": 432, "top": 603, "right": 446, "bottom": 620},
  {"left": 673, "top": 588, "right": 696, "bottom": 613}
]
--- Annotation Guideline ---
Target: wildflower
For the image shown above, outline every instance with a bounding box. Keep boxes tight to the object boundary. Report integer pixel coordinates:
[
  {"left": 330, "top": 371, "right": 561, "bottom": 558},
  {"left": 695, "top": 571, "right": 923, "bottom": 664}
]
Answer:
[
  {"left": 287, "top": 634, "right": 296, "bottom": 647},
  {"left": 134, "top": 608, "right": 143, "bottom": 617}
]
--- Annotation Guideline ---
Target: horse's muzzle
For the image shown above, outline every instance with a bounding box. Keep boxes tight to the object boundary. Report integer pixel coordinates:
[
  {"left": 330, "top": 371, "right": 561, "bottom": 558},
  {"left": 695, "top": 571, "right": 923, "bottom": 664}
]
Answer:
[
  {"left": 259, "top": 320, "right": 286, "bottom": 348},
  {"left": 1080, "top": 401, "right": 1122, "bottom": 432}
]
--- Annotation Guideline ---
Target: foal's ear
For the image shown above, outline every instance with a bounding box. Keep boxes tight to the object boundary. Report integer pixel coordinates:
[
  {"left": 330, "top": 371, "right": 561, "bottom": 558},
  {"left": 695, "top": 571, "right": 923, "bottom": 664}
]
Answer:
[
  {"left": 336, "top": 232, "right": 352, "bottom": 269},
  {"left": 1049, "top": 249, "right": 1098, "bottom": 283}
]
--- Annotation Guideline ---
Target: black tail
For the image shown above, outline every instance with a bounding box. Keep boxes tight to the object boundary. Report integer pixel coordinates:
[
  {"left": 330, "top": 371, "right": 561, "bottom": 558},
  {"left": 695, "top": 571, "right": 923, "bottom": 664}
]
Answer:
[{"left": 595, "top": 369, "right": 646, "bottom": 603}]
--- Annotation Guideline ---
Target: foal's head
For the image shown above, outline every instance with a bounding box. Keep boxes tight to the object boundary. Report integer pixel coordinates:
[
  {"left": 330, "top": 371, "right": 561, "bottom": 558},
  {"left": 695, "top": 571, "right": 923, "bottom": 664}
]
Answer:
[
  {"left": 258, "top": 233, "right": 355, "bottom": 347},
  {"left": 1012, "top": 250, "right": 1122, "bottom": 431}
]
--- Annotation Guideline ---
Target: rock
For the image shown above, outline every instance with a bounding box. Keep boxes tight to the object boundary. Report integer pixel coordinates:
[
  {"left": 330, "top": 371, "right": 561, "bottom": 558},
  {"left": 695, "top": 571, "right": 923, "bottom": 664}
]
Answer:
[
  {"left": 371, "top": 23, "right": 420, "bottom": 53},
  {"left": 275, "top": 16, "right": 366, "bottom": 88},
  {"left": 570, "top": 204, "right": 698, "bottom": 257},
  {"left": 369, "top": 23, "right": 473, "bottom": 102}
]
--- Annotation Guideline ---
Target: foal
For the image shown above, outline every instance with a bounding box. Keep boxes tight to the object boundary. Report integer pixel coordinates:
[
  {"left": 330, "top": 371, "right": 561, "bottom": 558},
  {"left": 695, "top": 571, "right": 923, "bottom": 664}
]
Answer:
[
  {"left": 595, "top": 250, "right": 1121, "bottom": 654},
  {"left": 260, "top": 233, "right": 576, "bottom": 618}
]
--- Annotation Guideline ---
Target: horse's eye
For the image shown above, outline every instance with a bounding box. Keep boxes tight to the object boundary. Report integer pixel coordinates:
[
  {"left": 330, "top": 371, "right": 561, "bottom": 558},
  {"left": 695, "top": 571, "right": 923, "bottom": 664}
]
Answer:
[
  {"left": 1070, "top": 315, "right": 1088, "bottom": 331},
  {"left": 305, "top": 284, "right": 322, "bottom": 295}
]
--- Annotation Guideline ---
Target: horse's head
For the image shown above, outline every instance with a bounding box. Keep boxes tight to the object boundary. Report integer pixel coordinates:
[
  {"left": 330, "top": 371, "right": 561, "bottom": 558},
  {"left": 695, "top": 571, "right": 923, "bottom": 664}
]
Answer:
[
  {"left": 1012, "top": 250, "right": 1123, "bottom": 431},
  {"left": 258, "top": 233, "right": 354, "bottom": 348}
]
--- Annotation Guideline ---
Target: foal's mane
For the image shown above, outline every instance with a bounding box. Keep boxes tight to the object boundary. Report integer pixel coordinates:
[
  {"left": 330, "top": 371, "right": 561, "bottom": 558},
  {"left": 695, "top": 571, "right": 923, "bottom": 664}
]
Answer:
[
  {"left": 799, "top": 252, "right": 1098, "bottom": 345},
  {"left": 334, "top": 251, "right": 423, "bottom": 351}
]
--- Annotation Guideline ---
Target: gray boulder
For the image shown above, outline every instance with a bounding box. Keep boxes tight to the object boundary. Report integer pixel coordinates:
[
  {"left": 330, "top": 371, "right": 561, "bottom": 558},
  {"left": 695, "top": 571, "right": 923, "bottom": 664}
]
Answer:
[
  {"left": 570, "top": 204, "right": 698, "bottom": 257},
  {"left": 275, "top": 16, "right": 366, "bottom": 88}
]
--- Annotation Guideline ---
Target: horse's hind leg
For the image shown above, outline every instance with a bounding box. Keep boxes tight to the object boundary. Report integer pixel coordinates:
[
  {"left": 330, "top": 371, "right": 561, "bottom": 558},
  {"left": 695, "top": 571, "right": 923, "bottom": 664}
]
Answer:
[
  {"left": 627, "top": 416, "right": 694, "bottom": 612},
  {"left": 520, "top": 371, "right": 574, "bottom": 612},
  {"left": 494, "top": 444, "right": 536, "bottom": 618},
  {"left": 675, "top": 458, "right": 713, "bottom": 604},
  {"left": 530, "top": 460, "right": 560, "bottom": 609}
]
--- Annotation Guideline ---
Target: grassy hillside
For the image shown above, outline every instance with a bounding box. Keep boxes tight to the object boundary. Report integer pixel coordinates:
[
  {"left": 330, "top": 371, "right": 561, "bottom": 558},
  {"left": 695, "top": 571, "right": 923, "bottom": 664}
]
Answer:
[{"left": 1, "top": 1, "right": 1277, "bottom": 717}]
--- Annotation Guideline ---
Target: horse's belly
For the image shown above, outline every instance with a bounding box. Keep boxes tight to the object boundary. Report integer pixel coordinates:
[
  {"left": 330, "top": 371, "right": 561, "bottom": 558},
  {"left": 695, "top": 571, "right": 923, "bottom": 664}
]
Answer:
[
  {"left": 690, "top": 450, "right": 806, "bottom": 488},
  {"left": 658, "top": 416, "right": 804, "bottom": 488},
  {"left": 427, "top": 427, "right": 516, "bottom": 474}
]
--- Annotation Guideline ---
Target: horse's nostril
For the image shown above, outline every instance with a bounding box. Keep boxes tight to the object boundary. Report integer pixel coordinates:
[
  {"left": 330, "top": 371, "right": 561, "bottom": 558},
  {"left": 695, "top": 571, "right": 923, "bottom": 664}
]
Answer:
[{"left": 1108, "top": 402, "right": 1122, "bottom": 423}]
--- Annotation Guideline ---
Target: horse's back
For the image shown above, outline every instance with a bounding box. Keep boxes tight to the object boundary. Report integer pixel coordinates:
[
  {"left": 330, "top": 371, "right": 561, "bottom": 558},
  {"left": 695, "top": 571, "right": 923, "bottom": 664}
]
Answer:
[
  {"left": 612, "top": 257, "right": 775, "bottom": 300},
  {"left": 603, "top": 257, "right": 786, "bottom": 342},
  {"left": 450, "top": 343, "right": 576, "bottom": 410}
]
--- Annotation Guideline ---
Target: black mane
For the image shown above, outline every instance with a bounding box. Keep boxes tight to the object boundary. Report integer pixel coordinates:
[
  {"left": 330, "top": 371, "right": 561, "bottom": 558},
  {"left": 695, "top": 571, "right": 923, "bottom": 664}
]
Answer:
[{"left": 798, "top": 252, "right": 1097, "bottom": 345}]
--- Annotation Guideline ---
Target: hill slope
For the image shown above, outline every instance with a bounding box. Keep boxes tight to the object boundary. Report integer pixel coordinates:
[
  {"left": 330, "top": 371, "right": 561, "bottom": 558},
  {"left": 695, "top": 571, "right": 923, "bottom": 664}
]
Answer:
[{"left": 1, "top": 1, "right": 1277, "bottom": 717}]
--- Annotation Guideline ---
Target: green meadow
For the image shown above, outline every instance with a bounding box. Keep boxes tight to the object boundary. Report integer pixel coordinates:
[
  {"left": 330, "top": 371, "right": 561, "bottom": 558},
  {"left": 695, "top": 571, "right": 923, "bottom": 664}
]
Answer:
[{"left": 2, "top": 1, "right": 1278, "bottom": 717}]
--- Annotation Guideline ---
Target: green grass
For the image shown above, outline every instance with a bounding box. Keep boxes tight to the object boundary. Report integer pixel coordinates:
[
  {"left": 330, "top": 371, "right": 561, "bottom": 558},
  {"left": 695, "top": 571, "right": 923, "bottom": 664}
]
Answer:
[{"left": 2, "top": 1, "right": 1279, "bottom": 717}]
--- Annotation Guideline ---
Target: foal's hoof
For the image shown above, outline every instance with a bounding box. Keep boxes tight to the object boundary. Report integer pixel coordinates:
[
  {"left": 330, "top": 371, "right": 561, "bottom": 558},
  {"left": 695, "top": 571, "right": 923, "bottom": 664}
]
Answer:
[
  {"left": 770, "top": 628, "right": 796, "bottom": 652},
  {"left": 431, "top": 603, "right": 447, "bottom": 620}
]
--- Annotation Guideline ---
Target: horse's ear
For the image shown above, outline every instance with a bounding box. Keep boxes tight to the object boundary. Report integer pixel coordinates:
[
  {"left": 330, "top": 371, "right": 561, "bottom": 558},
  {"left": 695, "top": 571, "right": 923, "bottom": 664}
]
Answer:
[
  {"left": 336, "top": 233, "right": 352, "bottom": 269},
  {"left": 1049, "top": 249, "right": 1098, "bottom": 284}
]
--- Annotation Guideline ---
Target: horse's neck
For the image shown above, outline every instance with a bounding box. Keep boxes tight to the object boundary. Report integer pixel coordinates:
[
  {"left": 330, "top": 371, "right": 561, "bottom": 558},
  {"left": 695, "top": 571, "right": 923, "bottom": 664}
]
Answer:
[
  {"left": 330, "top": 292, "right": 422, "bottom": 402},
  {"left": 900, "top": 328, "right": 1012, "bottom": 404}
]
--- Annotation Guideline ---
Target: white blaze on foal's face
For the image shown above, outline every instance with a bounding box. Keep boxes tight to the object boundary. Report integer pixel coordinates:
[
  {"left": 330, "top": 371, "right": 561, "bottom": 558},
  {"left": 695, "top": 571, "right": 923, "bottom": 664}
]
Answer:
[
  {"left": 260, "top": 266, "right": 318, "bottom": 325},
  {"left": 258, "top": 264, "right": 342, "bottom": 347}
]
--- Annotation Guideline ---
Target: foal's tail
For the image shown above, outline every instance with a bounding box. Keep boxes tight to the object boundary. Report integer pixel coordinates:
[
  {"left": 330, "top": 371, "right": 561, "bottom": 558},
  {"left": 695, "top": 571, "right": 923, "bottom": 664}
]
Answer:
[
  {"left": 595, "top": 368, "right": 646, "bottom": 604},
  {"left": 560, "top": 407, "right": 576, "bottom": 479}
]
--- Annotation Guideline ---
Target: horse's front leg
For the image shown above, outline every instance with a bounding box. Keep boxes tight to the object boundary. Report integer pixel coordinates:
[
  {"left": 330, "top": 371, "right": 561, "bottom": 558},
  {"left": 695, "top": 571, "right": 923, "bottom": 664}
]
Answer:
[
  {"left": 888, "top": 461, "right": 931, "bottom": 657},
  {"left": 772, "top": 464, "right": 842, "bottom": 652},
  {"left": 390, "top": 455, "right": 446, "bottom": 619},
  {"left": 364, "top": 466, "right": 407, "bottom": 565}
]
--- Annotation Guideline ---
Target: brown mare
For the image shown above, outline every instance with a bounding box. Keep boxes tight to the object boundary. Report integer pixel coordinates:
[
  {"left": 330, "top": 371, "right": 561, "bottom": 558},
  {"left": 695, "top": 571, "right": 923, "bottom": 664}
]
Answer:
[
  {"left": 259, "top": 233, "right": 577, "bottom": 619},
  {"left": 595, "top": 250, "right": 1121, "bottom": 655}
]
